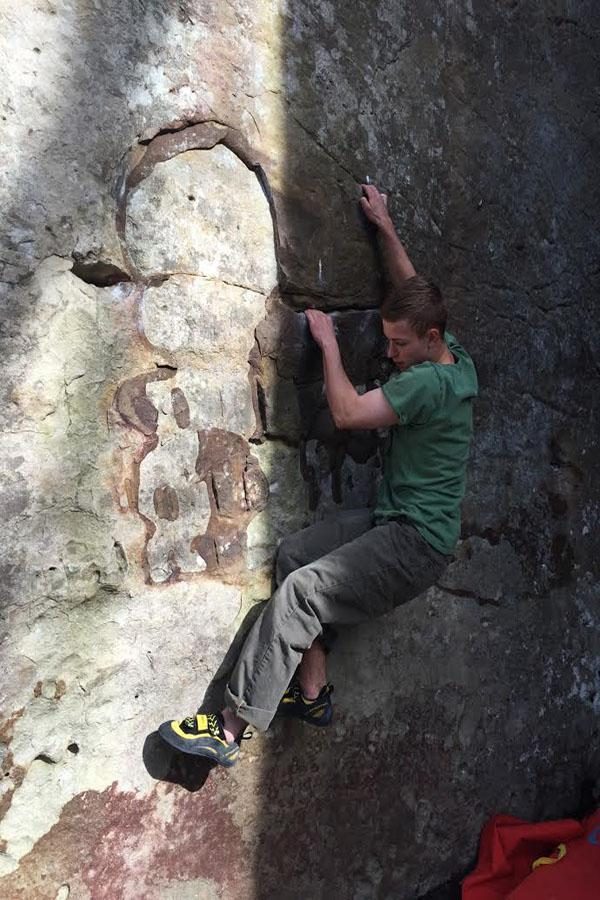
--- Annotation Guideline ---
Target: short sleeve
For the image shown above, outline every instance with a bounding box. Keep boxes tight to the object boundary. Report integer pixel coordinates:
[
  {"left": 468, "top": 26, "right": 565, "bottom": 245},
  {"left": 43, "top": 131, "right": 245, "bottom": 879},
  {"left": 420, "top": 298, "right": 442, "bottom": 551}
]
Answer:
[{"left": 381, "top": 365, "right": 441, "bottom": 425}]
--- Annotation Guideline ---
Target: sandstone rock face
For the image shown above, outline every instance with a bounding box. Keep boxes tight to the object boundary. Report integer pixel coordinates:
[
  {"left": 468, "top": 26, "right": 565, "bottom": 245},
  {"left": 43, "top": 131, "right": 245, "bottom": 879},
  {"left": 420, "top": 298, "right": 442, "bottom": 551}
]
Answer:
[
  {"left": 127, "top": 145, "right": 278, "bottom": 292},
  {"left": 1, "top": 2, "right": 599, "bottom": 899}
]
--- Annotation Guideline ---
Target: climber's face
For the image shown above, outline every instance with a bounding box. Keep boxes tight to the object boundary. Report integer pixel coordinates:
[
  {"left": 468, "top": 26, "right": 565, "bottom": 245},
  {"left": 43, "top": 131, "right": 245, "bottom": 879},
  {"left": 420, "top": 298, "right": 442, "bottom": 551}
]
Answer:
[{"left": 382, "top": 318, "right": 440, "bottom": 371}]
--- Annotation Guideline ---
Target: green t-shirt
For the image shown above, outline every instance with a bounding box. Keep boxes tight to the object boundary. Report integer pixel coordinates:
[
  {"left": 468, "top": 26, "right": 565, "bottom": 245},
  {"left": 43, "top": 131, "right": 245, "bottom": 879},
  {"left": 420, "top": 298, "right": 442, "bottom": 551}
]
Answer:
[{"left": 374, "top": 333, "right": 478, "bottom": 556}]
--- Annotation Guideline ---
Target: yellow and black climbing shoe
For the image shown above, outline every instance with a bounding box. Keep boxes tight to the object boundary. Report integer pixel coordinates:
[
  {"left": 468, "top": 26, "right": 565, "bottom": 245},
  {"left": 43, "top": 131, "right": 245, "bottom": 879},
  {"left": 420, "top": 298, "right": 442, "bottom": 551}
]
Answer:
[
  {"left": 276, "top": 682, "right": 334, "bottom": 726},
  {"left": 158, "top": 712, "right": 241, "bottom": 766}
]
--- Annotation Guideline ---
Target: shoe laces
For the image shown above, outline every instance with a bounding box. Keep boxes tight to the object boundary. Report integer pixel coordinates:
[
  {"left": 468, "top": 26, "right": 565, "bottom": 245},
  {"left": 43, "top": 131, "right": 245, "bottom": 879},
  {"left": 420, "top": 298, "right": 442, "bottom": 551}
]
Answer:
[
  {"left": 207, "top": 713, "right": 222, "bottom": 738},
  {"left": 205, "top": 713, "right": 252, "bottom": 744}
]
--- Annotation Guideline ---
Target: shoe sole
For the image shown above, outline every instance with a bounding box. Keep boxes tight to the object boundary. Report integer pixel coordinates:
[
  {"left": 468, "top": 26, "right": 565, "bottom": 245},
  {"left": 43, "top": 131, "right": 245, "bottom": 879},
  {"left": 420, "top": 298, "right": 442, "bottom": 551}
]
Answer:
[
  {"left": 158, "top": 722, "right": 239, "bottom": 767},
  {"left": 276, "top": 707, "right": 333, "bottom": 727}
]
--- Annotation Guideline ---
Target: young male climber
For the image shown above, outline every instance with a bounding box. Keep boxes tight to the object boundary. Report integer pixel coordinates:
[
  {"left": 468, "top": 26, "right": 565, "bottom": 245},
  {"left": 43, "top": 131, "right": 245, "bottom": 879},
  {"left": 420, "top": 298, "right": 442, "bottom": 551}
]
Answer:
[{"left": 158, "top": 183, "right": 478, "bottom": 766}]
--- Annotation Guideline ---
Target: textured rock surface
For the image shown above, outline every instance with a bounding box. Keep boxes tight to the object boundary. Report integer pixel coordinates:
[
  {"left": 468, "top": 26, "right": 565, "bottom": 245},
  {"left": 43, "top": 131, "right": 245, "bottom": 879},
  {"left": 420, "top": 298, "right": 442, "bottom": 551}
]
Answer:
[
  {"left": 1, "top": 1, "right": 599, "bottom": 898},
  {"left": 127, "top": 145, "right": 278, "bottom": 292}
]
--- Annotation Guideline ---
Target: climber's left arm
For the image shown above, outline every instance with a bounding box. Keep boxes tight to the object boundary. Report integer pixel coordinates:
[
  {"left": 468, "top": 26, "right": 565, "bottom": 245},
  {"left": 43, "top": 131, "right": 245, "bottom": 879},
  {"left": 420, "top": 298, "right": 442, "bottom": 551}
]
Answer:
[{"left": 305, "top": 309, "right": 399, "bottom": 430}]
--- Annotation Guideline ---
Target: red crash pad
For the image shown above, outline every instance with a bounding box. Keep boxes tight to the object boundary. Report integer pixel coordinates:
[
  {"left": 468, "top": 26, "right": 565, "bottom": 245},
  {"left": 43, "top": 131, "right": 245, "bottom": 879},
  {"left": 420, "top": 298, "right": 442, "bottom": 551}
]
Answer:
[{"left": 462, "top": 808, "right": 600, "bottom": 899}]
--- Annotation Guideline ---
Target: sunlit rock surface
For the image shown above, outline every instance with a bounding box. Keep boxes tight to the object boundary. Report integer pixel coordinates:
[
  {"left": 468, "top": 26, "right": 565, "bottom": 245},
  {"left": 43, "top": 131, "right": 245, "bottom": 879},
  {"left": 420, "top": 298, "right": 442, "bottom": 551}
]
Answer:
[
  {"left": 126, "top": 146, "right": 278, "bottom": 292},
  {"left": 1, "top": 1, "right": 599, "bottom": 898}
]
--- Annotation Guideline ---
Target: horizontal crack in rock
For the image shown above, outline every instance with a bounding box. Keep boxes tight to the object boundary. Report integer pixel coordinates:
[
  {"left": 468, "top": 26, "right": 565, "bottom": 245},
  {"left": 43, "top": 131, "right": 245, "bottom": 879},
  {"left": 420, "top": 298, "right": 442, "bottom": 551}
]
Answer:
[
  {"left": 439, "top": 585, "right": 501, "bottom": 607},
  {"left": 148, "top": 271, "right": 267, "bottom": 296}
]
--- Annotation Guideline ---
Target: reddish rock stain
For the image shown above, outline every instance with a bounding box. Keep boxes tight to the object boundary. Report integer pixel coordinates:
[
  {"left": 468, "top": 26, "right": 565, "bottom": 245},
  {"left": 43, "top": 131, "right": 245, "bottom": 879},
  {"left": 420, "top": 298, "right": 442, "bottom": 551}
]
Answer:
[
  {"left": 0, "top": 779, "right": 250, "bottom": 900},
  {"left": 0, "top": 710, "right": 26, "bottom": 824},
  {"left": 0, "top": 709, "right": 24, "bottom": 745}
]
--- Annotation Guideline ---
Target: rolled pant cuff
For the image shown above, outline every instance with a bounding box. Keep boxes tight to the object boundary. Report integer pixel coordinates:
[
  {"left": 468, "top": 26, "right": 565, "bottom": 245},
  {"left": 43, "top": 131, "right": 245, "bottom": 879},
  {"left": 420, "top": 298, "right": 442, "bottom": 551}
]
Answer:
[{"left": 224, "top": 685, "right": 275, "bottom": 733}]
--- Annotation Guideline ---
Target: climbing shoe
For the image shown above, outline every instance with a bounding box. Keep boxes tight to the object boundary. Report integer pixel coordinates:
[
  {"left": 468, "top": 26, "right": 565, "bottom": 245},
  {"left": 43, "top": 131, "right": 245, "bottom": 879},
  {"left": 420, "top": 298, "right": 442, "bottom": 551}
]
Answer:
[
  {"left": 158, "top": 712, "right": 242, "bottom": 766},
  {"left": 276, "top": 682, "right": 334, "bottom": 726}
]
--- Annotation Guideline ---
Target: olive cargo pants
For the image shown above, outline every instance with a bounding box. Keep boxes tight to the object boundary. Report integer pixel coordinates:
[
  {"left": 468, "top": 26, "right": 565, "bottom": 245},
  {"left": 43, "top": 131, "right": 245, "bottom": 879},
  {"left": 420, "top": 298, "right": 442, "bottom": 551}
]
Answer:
[{"left": 224, "top": 509, "right": 449, "bottom": 731}]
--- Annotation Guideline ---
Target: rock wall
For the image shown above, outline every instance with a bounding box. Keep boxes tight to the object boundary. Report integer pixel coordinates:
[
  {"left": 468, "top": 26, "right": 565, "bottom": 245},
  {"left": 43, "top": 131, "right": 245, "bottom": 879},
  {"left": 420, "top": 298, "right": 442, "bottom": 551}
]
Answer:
[{"left": 1, "top": 2, "right": 599, "bottom": 898}]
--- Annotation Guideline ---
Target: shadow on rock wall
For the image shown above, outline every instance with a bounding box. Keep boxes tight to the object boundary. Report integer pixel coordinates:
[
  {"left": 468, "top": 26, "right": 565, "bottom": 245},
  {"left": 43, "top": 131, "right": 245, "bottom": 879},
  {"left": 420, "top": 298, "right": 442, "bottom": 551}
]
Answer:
[{"left": 249, "top": 3, "right": 600, "bottom": 899}]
